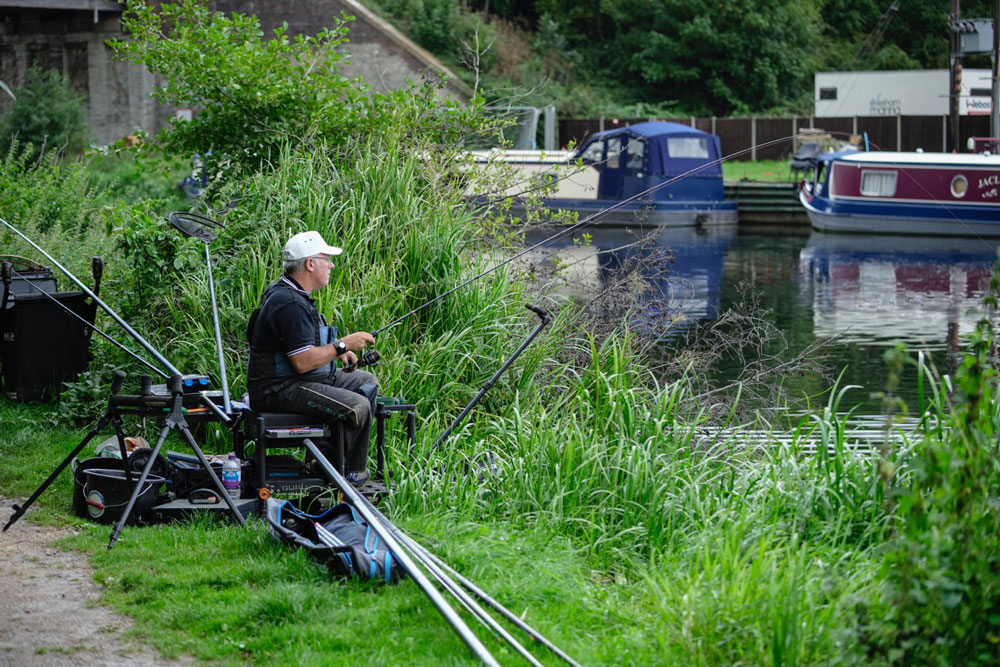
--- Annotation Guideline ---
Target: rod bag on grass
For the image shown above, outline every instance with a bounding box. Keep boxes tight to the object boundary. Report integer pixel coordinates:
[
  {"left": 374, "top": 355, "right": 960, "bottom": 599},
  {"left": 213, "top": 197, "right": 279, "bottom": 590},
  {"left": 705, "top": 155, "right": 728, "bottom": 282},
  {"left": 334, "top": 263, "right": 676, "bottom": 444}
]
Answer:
[{"left": 266, "top": 498, "right": 404, "bottom": 583}]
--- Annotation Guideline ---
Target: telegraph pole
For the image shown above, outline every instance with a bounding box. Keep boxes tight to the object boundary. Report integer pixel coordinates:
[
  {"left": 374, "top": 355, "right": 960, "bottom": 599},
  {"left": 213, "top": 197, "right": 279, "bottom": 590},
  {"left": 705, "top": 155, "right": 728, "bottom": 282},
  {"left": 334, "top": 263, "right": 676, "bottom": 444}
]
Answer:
[
  {"left": 951, "top": 0, "right": 962, "bottom": 152},
  {"left": 993, "top": 0, "right": 999, "bottom": 140}
]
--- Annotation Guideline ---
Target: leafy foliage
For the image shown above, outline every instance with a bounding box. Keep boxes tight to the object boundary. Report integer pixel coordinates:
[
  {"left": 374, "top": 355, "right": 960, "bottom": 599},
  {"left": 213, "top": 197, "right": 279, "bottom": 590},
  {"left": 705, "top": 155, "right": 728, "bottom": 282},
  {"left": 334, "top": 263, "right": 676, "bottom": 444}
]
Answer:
[
  {"left": 110, "top": 0, "right": 498, "bottom": 185},
  {"left": 876, "top": 296, "right": 1000, "bottom": 663},
  {"left": 373, "top": 0, "right": 999, "bottom": 116},
  {"left": 110, "top": 0, "right": 361, "bottom": 176},
  {"left": 0, "top": 65, "right": 89, "bottom": 159}
]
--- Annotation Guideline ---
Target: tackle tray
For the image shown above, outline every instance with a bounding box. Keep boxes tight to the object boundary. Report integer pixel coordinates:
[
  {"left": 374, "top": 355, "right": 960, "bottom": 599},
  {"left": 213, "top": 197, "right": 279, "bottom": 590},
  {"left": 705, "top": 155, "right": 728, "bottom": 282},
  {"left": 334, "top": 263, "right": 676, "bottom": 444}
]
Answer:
[{"left": 149, "top": 496, "right": 257, "bottom": 524}]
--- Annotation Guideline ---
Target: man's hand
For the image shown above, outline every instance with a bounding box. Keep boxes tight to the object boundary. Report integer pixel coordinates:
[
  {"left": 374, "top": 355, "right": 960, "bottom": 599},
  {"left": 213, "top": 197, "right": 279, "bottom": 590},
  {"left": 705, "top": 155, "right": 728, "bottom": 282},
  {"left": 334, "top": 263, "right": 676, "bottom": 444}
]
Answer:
[
  {"left": 340, "top": 331, "right": 374, "bottom": 352},
  {"left": 339, "top": 351, "right": 358, "bottom": 368}
]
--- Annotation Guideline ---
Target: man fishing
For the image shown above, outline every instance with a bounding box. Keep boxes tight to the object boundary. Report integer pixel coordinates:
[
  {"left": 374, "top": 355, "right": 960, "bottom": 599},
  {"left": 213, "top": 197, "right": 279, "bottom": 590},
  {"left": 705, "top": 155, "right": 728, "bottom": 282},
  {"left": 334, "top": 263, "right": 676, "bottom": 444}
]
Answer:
[{"left": 247, "top": 231, "right": 378, "bottom": 485}]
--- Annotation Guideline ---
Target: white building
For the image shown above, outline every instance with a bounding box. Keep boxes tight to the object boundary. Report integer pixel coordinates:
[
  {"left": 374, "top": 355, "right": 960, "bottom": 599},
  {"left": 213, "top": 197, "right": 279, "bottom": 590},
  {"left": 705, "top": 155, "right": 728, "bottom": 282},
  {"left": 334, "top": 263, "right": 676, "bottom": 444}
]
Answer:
[{"left": 815, "top": 70, "right": 993, "bottom": 117}]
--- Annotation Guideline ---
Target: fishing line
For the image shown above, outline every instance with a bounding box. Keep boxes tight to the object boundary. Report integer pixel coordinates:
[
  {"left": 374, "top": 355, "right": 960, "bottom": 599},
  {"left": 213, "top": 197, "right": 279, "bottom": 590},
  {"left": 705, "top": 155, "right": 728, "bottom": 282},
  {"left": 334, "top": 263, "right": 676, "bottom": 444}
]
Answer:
[
  {"left": 7, "top": 267, "right": 168, "bottom": 378},
  {"left": 374, "top": 132, "right": 811, "bottom": 336},
  {"left": 466, "top": 137, "right": 636, "bottom": 207}
]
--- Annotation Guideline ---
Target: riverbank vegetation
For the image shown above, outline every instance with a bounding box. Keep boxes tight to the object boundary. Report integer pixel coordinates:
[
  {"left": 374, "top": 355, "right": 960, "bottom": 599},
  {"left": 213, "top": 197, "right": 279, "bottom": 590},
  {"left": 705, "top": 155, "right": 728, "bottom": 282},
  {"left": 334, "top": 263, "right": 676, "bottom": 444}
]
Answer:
[{"left": 2, "top": 1, "right": 999, "bottom": 664}]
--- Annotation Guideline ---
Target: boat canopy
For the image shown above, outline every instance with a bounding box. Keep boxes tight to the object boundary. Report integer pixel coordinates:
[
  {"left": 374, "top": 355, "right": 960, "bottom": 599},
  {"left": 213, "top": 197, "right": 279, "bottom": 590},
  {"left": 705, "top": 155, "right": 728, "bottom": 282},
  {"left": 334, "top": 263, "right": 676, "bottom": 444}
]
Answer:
[{"left": 579, "top": 121, "right": 724, "bottom": 178}]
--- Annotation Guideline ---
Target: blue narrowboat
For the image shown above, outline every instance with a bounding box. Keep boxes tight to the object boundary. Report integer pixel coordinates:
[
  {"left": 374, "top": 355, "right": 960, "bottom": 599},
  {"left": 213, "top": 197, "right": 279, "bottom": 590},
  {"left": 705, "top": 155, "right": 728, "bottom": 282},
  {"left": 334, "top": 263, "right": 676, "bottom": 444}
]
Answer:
[{"left": 490, "top": 121, "right": 737, "bottom": 226}]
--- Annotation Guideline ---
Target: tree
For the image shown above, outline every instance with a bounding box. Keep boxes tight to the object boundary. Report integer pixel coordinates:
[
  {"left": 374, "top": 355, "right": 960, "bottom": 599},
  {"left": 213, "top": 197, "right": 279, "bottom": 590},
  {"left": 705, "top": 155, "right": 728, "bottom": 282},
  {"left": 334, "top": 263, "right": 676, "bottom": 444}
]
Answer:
[
  {"left": 109, "top": 0, "right": 360, "bottom": 174},
  {"left": 536, "top": 0, "right": 823, "bottom": 115},
  {"left": 0, "top": 65, "right": 89, "bottom": 158}
]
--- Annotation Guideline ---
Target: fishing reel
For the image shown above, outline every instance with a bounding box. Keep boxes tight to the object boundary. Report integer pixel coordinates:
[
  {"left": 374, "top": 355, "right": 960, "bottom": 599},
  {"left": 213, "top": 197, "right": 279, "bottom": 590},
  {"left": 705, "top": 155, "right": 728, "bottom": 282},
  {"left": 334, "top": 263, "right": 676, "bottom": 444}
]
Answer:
[
  {"left": 358, "top": 349, "right": 381, "bottom": 367},
  {"left": 344, "top": 348, "right": 380, "bottom": 373}
]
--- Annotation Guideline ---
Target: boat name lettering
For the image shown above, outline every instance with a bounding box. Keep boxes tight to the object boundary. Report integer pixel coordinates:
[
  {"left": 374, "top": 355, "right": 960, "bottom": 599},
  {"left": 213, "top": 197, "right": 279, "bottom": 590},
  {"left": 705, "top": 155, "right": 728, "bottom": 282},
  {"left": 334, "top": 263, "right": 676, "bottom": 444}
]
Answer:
[
  {"left": 977, "top": 174, "right": 1000, "bottom": 190},
  {"left": 869, "top": 93, "right": 901, "bottom": 116},
  {"left": 983, "top": 188, "right": 998, "bottom": 199}
]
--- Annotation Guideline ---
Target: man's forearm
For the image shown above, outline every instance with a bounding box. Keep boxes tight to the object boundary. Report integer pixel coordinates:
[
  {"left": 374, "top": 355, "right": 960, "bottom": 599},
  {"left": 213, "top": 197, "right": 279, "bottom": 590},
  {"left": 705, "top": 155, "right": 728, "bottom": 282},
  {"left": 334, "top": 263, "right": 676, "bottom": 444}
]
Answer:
[{"left": 289, "top": 344, "right": 339, "bottom": 374}]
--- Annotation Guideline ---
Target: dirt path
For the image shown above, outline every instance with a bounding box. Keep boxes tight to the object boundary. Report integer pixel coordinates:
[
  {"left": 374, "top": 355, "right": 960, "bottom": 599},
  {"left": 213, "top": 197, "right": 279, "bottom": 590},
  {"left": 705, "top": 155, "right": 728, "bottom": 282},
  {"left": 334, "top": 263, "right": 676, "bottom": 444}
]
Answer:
[{"left": 0, "top": 500, "right": 188, "bottom": 666}]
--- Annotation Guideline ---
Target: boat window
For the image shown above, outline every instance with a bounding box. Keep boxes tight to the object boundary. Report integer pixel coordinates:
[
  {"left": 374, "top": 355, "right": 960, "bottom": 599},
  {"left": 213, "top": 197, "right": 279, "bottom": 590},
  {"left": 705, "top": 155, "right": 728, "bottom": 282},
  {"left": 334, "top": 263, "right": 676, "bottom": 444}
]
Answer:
[
  {"left": 951, "top": 174, "right": 968, "bottom": 198},
  {"left": 579, "top": 139, "right": 603, "bottom": 164},
  {"left": 819, "top": 87, "right": 837, "bottom": 100},
  {"left": 667, "top": 137, "right": 710, "bottom": 159},
  {"left": 625, "top": 138, "right": 645, "bottom": 173},
  {"left": 860, "top": 170, "right": 897, "bottom": 197},
  {"left": 607, "top": 137, "right": 624, "bottom": 169}
]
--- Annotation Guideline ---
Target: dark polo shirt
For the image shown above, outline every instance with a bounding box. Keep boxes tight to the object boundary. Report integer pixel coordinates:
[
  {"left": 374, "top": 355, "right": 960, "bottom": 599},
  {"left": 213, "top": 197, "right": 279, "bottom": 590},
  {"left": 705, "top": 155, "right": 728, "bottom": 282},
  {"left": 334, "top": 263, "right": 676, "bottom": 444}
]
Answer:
[{"left": 247, "top": 276, "right": 334, "bottom": 394}]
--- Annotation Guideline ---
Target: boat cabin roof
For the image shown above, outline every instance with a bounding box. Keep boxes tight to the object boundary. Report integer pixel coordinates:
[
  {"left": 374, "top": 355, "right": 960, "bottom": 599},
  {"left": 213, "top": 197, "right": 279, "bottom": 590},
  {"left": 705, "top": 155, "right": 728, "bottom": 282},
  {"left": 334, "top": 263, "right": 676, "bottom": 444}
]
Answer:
[
  {"left": 578, "top": 121, "right": 723, "bottom": 177},
  {"left": 818, "top": 150, "right": 1000, "bottom": 167}
]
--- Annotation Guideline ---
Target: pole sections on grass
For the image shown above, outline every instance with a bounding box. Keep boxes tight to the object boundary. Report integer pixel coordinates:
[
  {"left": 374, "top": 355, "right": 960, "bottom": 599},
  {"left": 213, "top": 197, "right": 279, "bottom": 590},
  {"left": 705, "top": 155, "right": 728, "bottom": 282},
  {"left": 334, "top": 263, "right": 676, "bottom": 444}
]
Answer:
[
  {"left": 364, "top": 501, "right": 583, "bottom": 667},
  {"left": 356, "top": 495, "right": 548, "bottom": 667},
  {"left": 302, "top": 439, "right": 500, "bottom": 667}
]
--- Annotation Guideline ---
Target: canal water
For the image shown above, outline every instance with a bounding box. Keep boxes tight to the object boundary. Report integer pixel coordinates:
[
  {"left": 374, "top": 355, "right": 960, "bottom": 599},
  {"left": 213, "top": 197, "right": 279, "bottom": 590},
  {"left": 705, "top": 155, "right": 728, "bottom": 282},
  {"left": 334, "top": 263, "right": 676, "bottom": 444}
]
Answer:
[{"left": 525, "top": 224, "right": 1000, "bottom": 420}]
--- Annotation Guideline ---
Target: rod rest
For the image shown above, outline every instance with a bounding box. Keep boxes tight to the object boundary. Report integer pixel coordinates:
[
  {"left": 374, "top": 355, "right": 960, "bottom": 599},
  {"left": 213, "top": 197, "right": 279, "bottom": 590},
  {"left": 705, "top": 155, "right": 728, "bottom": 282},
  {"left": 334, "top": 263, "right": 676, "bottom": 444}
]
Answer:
[{"left": 109, "top": 391, "right": 214, "bottom": 410}]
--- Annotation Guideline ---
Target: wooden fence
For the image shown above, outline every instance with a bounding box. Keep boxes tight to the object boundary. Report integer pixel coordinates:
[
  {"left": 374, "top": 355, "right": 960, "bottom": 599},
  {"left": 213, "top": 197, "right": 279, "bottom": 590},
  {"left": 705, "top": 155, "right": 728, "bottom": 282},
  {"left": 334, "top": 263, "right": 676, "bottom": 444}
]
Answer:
[{"left": 558, "top": 115, "right": 994, "bottom": 161}]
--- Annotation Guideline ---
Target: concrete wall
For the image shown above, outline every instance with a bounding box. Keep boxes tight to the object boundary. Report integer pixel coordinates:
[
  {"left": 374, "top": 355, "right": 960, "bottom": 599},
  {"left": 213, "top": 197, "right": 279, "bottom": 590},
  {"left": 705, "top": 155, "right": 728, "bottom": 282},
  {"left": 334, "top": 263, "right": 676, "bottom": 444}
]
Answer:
[
  {"left": 0, "top": 1, "right": 468, "bottom": 146},
  {"left": 210, "top": 0, "right": 470, "bottom": 98},
  {"left": 0, "top": 7, "right": 160, "bottom": 145}
]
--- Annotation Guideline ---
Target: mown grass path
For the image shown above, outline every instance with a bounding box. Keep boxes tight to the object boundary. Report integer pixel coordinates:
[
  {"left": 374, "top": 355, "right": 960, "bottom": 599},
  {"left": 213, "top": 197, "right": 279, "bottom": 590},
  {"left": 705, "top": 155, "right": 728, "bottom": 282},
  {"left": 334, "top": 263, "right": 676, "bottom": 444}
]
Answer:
[{"left": 0, "top": 498, "right": 188, "bottom": 666}]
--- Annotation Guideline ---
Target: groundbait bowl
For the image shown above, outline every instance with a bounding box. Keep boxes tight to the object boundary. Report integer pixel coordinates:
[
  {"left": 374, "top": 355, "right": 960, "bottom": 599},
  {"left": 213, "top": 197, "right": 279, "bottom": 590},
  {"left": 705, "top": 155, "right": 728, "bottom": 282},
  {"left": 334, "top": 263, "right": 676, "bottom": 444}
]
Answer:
[{"left": 75, "top": 466, "right": 166, "bottom": 525}]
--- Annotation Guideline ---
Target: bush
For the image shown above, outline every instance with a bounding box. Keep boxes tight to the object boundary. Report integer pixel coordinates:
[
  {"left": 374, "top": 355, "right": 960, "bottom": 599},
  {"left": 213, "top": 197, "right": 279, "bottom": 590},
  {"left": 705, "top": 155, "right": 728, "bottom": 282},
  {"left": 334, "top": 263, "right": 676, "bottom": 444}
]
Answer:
[{"left": 0, "top": 65, "right": 89, "bottom": 159}]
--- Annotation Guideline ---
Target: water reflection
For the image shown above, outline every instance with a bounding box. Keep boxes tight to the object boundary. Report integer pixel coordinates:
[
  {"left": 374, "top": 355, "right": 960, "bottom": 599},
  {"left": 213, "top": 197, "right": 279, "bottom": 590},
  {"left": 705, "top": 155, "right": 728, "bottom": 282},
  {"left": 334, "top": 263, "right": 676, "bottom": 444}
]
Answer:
[
  {"left": 524, "top": 225, "right": 737, "bottom": 335},
  {"left": 799, "top": 233, "right": 1000, "bottom": 352},
  {"left": 523, "top": 225, "right": 1000, "bottom": 415}
]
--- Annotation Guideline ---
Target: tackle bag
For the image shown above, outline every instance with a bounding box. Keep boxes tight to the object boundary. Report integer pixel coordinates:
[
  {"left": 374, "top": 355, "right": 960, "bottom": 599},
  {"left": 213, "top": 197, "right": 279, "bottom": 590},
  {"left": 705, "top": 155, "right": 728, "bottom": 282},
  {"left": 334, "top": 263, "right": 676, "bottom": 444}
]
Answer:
[{"left": 266, "top": 498, "right": 404, "bottom": 583}]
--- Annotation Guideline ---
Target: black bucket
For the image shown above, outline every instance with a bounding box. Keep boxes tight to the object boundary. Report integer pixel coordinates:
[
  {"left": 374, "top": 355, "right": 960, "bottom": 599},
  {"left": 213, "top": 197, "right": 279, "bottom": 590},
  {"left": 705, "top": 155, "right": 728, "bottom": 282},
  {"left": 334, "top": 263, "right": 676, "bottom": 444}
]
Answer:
[
  {"left": 77, "top": 467, "right": 166, "bottom": 524},
  {"left": 72, "top": 457, "right": 123, "bottom": 519}
]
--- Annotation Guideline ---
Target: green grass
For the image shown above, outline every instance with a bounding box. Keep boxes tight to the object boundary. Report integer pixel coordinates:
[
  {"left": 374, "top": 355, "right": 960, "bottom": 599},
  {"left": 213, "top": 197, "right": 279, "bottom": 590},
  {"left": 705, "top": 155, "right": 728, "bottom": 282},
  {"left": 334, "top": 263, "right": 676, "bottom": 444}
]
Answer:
[
  {"left": 1, "top": 372, "right": 885, "bottom": 665},
  {"left": 722, "top": 159, "right": 796, "bottom": 183}
]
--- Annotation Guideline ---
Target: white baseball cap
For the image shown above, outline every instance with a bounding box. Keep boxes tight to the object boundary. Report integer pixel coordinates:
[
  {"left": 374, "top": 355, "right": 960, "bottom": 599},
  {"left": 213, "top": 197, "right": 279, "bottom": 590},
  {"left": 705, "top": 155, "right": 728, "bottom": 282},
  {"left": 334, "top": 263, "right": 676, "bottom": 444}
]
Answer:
[{"left": 283, "top": 231, "right": 343, "bottom": 261}]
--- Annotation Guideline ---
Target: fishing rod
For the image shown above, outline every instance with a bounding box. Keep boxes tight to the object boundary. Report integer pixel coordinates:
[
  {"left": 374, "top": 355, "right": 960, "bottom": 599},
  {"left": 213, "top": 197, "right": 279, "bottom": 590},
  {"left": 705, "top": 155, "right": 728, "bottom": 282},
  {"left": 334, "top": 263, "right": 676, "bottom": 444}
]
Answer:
[
  {"left": 0, "top": 216, "right": 182, "bottom": 377},
  {"left": 3, "top": 264, "right": 168, "bottom": 378},
  {"left": 373, "top": 132, "right": 808, "bottom": 337},
  {"left": 429, "top": 303, "right": 551, "bottom": 454}
]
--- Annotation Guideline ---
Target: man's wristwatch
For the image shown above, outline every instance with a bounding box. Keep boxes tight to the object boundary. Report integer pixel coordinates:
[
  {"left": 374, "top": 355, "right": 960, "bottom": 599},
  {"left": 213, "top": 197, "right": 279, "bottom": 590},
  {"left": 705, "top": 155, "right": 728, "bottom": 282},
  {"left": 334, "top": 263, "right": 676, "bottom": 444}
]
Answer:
[{"left": 331, "top": 339, "right": 347, "bottom": 355}]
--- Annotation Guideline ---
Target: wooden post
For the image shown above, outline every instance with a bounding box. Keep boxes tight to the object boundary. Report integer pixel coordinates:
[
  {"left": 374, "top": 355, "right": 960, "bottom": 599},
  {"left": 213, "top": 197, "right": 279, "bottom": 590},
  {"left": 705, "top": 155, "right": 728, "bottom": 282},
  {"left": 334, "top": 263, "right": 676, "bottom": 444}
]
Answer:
[{"left": 751, "top": 116, "right": 757, "bottom": 161}]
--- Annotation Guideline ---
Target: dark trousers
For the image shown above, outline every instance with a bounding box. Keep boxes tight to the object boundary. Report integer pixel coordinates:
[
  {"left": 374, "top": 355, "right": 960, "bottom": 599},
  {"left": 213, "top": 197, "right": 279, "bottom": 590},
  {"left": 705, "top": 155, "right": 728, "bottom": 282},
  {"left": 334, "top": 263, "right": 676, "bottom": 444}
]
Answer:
[{"left": 250, "top": 370, "right": 378, "bottom": 473}]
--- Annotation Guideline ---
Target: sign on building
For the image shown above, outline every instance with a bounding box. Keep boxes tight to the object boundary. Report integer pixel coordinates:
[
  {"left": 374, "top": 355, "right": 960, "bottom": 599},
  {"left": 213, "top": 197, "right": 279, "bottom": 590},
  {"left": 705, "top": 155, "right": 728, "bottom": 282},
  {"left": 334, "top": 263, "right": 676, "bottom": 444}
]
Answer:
[{"left": 815, "top": 70, "right": 993, "bottom": 117}]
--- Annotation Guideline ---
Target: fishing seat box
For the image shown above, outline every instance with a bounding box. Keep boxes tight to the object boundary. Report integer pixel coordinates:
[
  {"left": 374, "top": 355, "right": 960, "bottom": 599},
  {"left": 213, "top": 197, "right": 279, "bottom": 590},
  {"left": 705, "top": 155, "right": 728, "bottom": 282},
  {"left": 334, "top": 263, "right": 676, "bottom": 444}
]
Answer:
[
  {"left": 234, "top": 398, "right": 415, "bottom": 507},
  {"left": 235, "top": 412, "right": 345, "bottom": 506}
]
